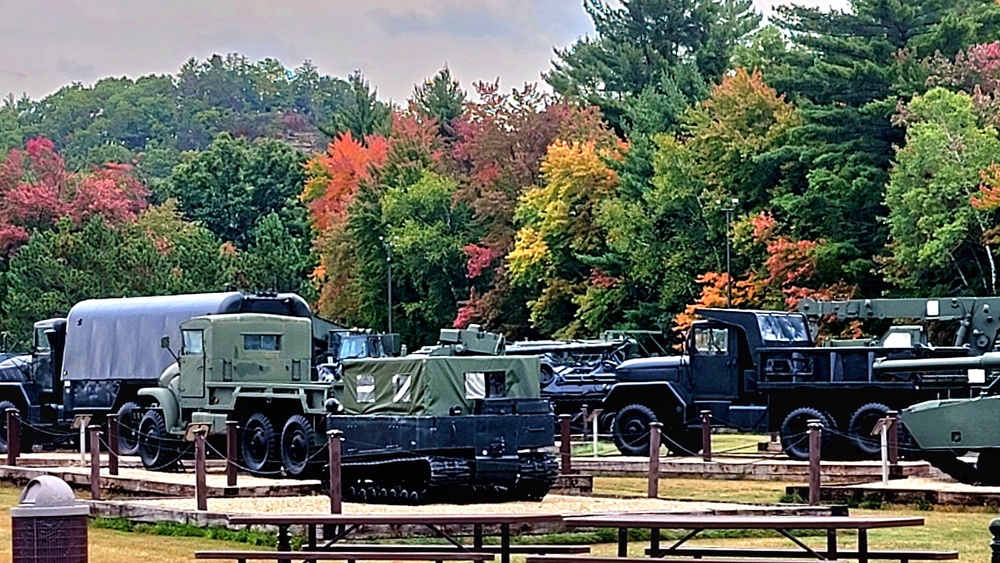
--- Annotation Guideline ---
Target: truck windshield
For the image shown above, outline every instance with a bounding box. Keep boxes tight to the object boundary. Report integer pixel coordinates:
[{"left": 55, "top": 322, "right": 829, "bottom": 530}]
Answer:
[
  {"left": 757, "top": 314, "right": 810, "bottom": 344},
  {"left": 338, "top": 337, "right": 369, "bottom": 360},
  {"left": 182, "top": 330, "right": 204, "bottom": 355},
  {"left": 34, "top": 327, "right": 51, "bottom": 354}
]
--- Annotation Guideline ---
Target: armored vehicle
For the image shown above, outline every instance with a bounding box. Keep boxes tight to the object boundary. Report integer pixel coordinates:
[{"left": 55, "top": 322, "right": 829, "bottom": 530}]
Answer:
[
  {"left": 604, "top": 299, "right": 991, "bottom": 460},
  {"left": 136, "top": 318, "right": 558, "bottom": 503},
  {"left": 0, "top": 291, "right": 319, "bottom": 454}
]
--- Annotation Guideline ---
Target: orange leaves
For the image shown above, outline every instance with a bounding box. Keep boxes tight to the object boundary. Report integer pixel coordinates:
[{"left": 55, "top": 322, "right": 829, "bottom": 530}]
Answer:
[
  {"left": 972, "top": 163, "right": 1000, "bottom": 212},
  {"left": 302, "top": 131, "right": 389, "bottom": 232},
  {"left": 674, "top": 272, "right": 758, "bottom": 333}
]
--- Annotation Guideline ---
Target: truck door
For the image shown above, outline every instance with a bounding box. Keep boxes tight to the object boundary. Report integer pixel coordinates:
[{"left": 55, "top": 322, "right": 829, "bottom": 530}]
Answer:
[
  {"left": 179, "top": 329, "right": 206, "bottom": 399},
  {"left": 689, "top": 324, "right": 739, "bottom": 398}
]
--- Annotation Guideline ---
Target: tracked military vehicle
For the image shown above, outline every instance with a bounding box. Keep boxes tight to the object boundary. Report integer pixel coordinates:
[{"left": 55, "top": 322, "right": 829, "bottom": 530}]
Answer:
[{"left": 136, "top": 317, "right": 557, "bottom": 503}]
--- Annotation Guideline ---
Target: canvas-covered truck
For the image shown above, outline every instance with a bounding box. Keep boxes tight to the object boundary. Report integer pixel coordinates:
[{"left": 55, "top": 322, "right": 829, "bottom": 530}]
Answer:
[
  {"left": 137, "top": 318, "right": 558, "bottom": 503},
  {"left": 0, "top": 292, "right": 319, "bottom": 454}
]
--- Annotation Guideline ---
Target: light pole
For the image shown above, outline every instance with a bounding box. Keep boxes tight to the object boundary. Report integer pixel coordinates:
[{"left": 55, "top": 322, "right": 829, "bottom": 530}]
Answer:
[
  {"left": 717, "top": 198, "right": 739, "bottom": 308},
  {"left": 379, "top": 236, "right": 393, "bottom": 334}
]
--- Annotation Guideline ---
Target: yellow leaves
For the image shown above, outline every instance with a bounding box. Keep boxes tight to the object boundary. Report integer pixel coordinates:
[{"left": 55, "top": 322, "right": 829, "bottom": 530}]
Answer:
[{"left": 507, "top": 227, "right": 550, "bottom": 284}]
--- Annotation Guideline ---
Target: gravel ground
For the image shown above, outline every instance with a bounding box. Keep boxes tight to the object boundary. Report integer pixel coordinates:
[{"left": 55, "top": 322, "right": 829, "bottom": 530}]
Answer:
[{"left": 119, "top": 494, "right": 749, "bottom": 516}]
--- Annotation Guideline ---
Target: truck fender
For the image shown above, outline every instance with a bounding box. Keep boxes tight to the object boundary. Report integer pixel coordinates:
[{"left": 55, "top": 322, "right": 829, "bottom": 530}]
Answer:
[
  {"left": 602, "top": 382, "right": 690, "bottom": 423},
  {"left": 0, "top": 383, "right": 32, "bottom": 410},
  {"left": 137, "top": 388, "right": 180, "bottom": 431}
]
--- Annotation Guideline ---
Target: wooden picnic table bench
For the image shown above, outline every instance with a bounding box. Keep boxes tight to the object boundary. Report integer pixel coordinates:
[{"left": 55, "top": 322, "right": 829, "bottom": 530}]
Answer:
[
  {"left": 643, "top": 546, "right": 958, "bottom": 561},
  {"left": 195, "top": 550, "right": 493, "bottom": 562},
  {"left": 562, "top": 514, "right": 928, "bottom": 563},
  {"left": 326, "top": 544, "right": 589, "bottom": 555},
  {"left": 227, "top": 512, "right": 565, "bottom": 563},
  {"left": 525, "top": 557, "right": 844, "bottom": 563}
]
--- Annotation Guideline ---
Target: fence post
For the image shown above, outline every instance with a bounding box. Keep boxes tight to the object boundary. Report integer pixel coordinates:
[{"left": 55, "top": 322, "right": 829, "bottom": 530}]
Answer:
[
  {"left": 88, "top": 425, "right": 101, "bottom": 500},
  {"left": 6, "top": 408, "right": 19, "bottom": 466},
  {"left": 991, "top": 518, "right": 1000, "bottom": 563},
  {"left": 808, "top": 420, "right": 822, "bottom": 506},
  {"left": 648, "top": 421, "right": 663, "bottom": 499},
  {"left": 559, "top": 414, "right": 572, "bottom": 476},
  {"left": 195, "top": 429, "right": 207, "bottom": 511},
  {"left": 887, "top": 410, "right": 900, "bottom": 478},
  {"left": 328, "top": 429, "right": 343, "bottom": 514},
  {"left": 580, "top": 404, "right": 589, "bottom": 441},
  {"left": 226, "top": 420, "right": 238, "bottom": 487},
  {"left": 701, "top": 410, "right": 713, "bottom": 462},
  {"left": 107, "top": 413, "right": 119, "bottom": 476}
]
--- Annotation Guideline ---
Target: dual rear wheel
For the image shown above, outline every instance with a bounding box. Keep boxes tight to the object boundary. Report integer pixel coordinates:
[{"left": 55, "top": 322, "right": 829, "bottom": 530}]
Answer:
[{"left": 241, "top": 412, "right": 320, "bottom": 478}]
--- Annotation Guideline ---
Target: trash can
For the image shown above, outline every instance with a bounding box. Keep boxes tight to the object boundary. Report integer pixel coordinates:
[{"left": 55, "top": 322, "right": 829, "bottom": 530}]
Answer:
[{"left": 11, "top": 475, "right": 89, "bottom": 563}]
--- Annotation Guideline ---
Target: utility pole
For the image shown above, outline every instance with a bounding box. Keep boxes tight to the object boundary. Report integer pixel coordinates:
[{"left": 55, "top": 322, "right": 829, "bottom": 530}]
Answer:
[
  {"left": 718, "top": 198, "right": 739, "bottom": 308},
  {"left": 379, "top": 236, "right": 393, "bottom": 334}
]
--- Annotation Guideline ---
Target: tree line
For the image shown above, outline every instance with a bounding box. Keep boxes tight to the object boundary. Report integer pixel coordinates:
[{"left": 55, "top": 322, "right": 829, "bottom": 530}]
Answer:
[{"left": 2, "top": 0, "right": 1000, "bottom": 347}]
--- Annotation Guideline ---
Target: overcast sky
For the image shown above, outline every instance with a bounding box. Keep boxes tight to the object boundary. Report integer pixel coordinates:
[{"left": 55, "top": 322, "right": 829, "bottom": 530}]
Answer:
[{"left": 0, "top": 0, "right": 845, "bottom": 103}]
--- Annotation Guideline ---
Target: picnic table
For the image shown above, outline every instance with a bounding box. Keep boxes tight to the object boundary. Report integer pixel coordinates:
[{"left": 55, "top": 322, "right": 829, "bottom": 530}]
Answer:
[
  {"left": 227, "top": 512, "right": 565, "bottom": 563},
  {"left": 561, "top": 514, "right": 927, "bottom": 563}
]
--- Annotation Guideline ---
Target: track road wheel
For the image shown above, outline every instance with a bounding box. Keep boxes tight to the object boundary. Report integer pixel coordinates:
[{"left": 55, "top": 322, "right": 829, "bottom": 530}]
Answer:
[
  {"left": 780, "top": 407, "right": 833, "bottom": 461},
  {"left": 116, "top": 401, "right": 144, "bottom": 456},
  {"left": 612, "top": 404, "right": 658, "bottom": 456},
  {"left": 281, "top": 414, "right": 318, "bottom": 478},
  {"left": 138, "top": 410, "right": 179, "bottom": 471},
  {"left": 242, "top": 413, "right": 278, "bottom": 476},
  {"left": 0, "top": 400, "right": 16, "bottom": 454},
  {"left": 848, "top": 403, "right": 891, "bottom": 459}
]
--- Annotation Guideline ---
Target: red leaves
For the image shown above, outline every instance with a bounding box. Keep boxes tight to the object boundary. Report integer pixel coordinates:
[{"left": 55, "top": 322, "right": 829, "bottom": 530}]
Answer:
[
  {"left": 0, "top": 137, "right": 149, "bottom": 256},
  {"left": 463, "top": 243, "right": 497, "bottom": 279},
  {"left": 303, "top": 131, "right": 389, "bottom": 232}
]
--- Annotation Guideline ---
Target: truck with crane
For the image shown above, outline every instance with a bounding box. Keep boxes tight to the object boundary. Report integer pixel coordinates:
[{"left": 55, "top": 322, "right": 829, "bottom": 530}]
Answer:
[{"left": 602, "top": 297, "right": 1000, "bottom": 460}]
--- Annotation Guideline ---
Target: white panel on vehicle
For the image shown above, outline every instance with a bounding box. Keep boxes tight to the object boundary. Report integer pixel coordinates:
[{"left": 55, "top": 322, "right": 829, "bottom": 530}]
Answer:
[
  {"left": 926, "top": 300, "right": 940, "bottom": 317},
  {"left": 969, "top": 368, "right": 987, "bottom": 384}
]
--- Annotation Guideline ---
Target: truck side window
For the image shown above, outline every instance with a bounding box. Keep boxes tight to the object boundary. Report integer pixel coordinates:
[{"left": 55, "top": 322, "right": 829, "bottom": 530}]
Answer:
[
  {"left": 244, "top": 334, "right": 280, "bottom": 351},
  {"left": 182, "top": 330, "right": 204, "bottom": 356},
  {"left": 694, "top": 327, "right": 729, "bottom": 355},
  {"left": 392, "top": 374, "right": 411, "bottom": 403},
  {"left": 34, "top": 327, "right": 51, "bottom": 354},
  {"left": 357, "top": 374, "right": 376, "bottom": 403}
]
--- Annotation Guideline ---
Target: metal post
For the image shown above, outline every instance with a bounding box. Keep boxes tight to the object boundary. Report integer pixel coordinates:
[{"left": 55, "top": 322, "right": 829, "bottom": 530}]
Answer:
[
  {"left": 559, "top": 414, "right": 572, "bottom": 475},
  {"left": 380, "top": 236, "right": 393, "bottom": 334},
  {"left": 725, "top": 206, "right": 732, "bottom": 307},
  {"left": 80, "top": 423, "right": 87, "bottom": 466},
  {"left": 580, "top": 404, "right": 589, "bottom": 441},
  {"left": 701, "top": 410, "right": 713, "bottom": 462},
  {"left": 89, "top": 425, "right": 101, "bottom": 500},
  {"left": 226, "top": 420, "right": 238, "bottom": 487},
  {"left": 808, "top": 420, "right": 822, "bottom": 506},
  {"left": 648, "top": 421, "right": 663, "bottom": 498},
  {"left": 592, "top": 409, "right": 600, "bottom": 458},
  {"left": 195, "top": 429, "right": 207, "bottom": 511},
  {"left": 990, "top": 518, "right": 1000, "bottom": 563},
  {"left": 6, "top": 408, "right": 19, "bottom": 466},
  {"left": 107, "top": 413, "right": 119, "bottom": 476},
  {"left": 328, "top": 429, "right": 343, "bottom": 514},
  {"left": 887, "top": 410, "right": 899, "bottom": 467}
]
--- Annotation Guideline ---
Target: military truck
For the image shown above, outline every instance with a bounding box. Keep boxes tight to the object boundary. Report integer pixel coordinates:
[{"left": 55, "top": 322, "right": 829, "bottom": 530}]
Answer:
[
  {"left": 0, "top": 292, "right": 324, "bottom": 454},
  {"left": 604, "top": 300, "right": 993, "bottom": 460},
  {"left": 136, "top": 319, "right": 557, "bottom": 503}
]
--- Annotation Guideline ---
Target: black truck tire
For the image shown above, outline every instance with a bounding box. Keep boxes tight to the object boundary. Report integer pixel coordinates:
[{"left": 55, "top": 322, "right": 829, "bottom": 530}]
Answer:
[
  {"left": 0, "top": 400, "right": 16, "bottom": 454},
  {"left": 116, "top": 401, "right": 144, "bottom": 456},
  {"left": 780, "top": 407, "right": 833, "bottom": 461},
  {"left": 612, "top": 404, "right": 658, "bottom": 456},
  {"left": 281, "top": 414, "right": 318, "bottom": 478},
  {"left": 137, "top": 410, "right": 179, "bottom": 471},
  {"left": 242, "top": 413, "right": 279, "bottom": 476},
  {"left": 848, "top": 403, "right": 891, "bottom": 459}
]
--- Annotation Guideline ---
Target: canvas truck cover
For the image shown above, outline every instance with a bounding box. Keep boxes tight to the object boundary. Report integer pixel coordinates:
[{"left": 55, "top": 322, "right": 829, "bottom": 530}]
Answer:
[
  {"left": 339, "top": 355, "right": 541, "bottom": 416},
  {"left": 63, "top": 292, "right": 311, "bottom": 382}
]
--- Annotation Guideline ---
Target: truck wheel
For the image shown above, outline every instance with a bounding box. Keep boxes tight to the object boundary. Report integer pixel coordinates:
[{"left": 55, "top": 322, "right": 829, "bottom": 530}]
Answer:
[
  {"left": 116, "top": 402, "right": 144, "bottom": 456},
  {"left": 848, "top": 403, "right": 890, "bottom": 459},
  {"left": 0, "top": 400, "right": 16, "bottom": 454},
  {"left": 242, "top": 413, "right": 278, "bottom": 476},
  {"left": 780, "top": 407, "right": 833, "bottom": 461},
  {"left": 138, "top": 410, "right": 178, "bottom": 471},
  {"left": 613, "top": 404, "right": 658, "bottom": 456},
  {"left": 539, "top": 365, "right": 556, "bottom": 387},
  {"left": 281, "top": 414, "right": 317, "bottom": 478}
]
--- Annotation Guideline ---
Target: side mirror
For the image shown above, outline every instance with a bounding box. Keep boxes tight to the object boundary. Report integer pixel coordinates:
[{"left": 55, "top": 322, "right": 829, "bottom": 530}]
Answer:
[{"left": 161, "top": 336, "right": 170, "bottom": 349}]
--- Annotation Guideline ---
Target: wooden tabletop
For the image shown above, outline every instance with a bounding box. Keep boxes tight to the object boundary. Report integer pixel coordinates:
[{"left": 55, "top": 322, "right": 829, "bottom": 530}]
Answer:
[
  {"left": 229, "top": 513, "right": 564, "bottom": 526},
  {"left": 562, "top": 514, "right": 924, "bottom": 530}
]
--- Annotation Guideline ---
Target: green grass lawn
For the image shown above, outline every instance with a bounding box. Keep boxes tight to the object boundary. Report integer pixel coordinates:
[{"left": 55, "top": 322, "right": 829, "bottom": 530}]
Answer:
[{"left": 572, "top": 433, "right": 769, "bottom": 457}]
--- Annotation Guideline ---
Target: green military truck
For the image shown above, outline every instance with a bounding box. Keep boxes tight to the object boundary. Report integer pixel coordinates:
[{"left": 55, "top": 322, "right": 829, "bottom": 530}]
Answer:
[{"left": 135, "top": 315, "right": 557, "bottom": 503}]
